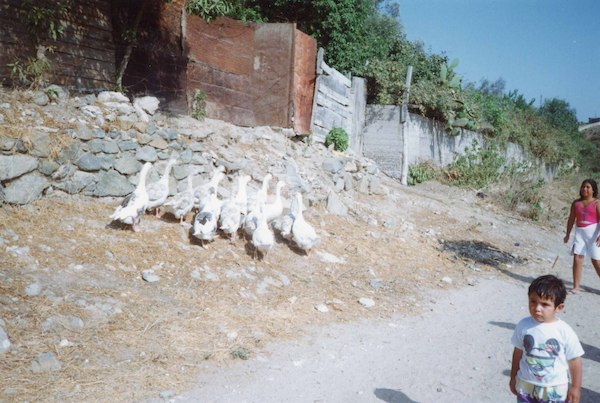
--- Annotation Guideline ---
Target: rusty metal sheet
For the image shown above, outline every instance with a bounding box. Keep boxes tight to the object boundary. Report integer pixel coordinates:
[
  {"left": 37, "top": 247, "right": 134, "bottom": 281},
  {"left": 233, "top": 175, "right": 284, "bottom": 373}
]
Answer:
[
  {"left": 251, "top": 23, "right": 294, "bottom": 128},
  {"left": 292, "top": 29, "right": 317, "bottom": 134},
  {"left": 187, "top": 62, "right": 256, "bottom": 126},
  {"left": 185, "top": 17, "right": 254, "bottom": 76}
]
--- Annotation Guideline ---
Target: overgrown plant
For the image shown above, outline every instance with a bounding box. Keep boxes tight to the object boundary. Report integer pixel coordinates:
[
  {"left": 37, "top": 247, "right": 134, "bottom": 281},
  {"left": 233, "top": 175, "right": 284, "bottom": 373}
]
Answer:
[
  {"left": 444, "top": 140, "right": 505, "bottom": 189},
  {"left": 325, "top": 128, "right": 349, "bottom": 152},
  {"left": 407, "top": 162, "right": 436, "bottom": 186},
  {"left": 22, "top": 0, "right": 70, "bottom": 42},
  {"left": 191, "top": 89, "right": 207, "bottom": 120},
  {"left": 7, "top": 0, "right": 70, "bottom": 88},
  {"left": 7, "top": 46, "right": 53, "bottom": 88},
  {"left": 186, "top": 0, "right": 233, "bottom": 22}
]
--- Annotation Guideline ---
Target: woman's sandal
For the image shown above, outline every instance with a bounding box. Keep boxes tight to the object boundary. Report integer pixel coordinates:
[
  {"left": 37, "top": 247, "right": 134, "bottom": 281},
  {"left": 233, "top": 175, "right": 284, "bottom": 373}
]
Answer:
[{"left": 568, "top": 289, "right": 580, "bottom": 295}]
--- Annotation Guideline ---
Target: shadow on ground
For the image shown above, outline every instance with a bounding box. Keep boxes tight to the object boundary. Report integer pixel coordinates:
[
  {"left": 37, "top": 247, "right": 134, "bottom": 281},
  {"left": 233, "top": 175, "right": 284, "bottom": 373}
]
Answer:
[{"left": 374, "top": 388, "right": 420, "bottom": 403}]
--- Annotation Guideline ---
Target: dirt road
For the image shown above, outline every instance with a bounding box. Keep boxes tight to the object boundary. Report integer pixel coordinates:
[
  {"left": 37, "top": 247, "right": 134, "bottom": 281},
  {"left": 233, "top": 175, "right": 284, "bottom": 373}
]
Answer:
[{"left": 159, "top": 204, "right": 600, "bottom": 403}]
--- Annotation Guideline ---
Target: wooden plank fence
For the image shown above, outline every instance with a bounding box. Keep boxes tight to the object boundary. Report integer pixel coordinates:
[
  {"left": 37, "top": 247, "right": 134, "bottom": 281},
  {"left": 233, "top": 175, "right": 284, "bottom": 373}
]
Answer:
[
  {"left": 310, "top": 48, "right": 366, "bottom": 153},
  {"left": 0, "top": 0, "right": 115, "bottom": 91}
]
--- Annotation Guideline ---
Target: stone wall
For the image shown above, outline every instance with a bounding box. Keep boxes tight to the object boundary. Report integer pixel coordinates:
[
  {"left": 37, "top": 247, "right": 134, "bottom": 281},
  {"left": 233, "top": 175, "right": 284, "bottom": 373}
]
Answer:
[
  {"left": 0, "top": 87, "right": 387, "bottom": 212},
  {"left": 0, "top": 88, "right": 229, "bottom": 205}
]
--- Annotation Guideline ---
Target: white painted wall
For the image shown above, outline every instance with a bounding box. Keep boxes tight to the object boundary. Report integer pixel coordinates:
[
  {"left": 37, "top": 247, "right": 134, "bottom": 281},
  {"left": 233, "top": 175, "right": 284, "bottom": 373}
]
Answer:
[{"left": 363, "top": 105, "right": 557, "bottom": 181}]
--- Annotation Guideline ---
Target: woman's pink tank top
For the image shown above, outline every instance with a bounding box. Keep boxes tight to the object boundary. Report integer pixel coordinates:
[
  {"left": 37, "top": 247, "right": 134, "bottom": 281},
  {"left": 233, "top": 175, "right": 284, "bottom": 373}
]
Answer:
[{"left": 575, "top": 200, "right": 598, "bottom": 227}]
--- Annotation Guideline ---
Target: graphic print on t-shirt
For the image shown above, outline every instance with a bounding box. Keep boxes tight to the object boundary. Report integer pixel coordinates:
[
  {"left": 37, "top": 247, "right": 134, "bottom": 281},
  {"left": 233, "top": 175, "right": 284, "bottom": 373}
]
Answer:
[{"left": 523, "top": 334, "right": 560, "bottom": 380}]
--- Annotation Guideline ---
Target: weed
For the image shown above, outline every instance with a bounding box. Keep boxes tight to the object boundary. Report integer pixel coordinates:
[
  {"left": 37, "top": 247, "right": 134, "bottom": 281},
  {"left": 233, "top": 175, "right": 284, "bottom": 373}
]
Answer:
[
  {"left": 325, "top": 127, "right": 349, "bottom": 152},
  {"left": 407, "top": 162, "right": 436, "bottom": 185},
  {"left": 230, "top": 346, "right": 251, "bottom": 360},
  {"left": 444, "top": 140, "right": 504, "bottom": 189},
  {"left": 191, "top": 89, "right": 206, "bottom": 121}
]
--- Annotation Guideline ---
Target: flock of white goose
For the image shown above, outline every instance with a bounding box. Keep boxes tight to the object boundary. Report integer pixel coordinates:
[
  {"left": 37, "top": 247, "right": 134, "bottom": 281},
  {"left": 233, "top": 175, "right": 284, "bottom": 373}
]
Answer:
[{"left": 109, "top": 156, "right": 320, "bottom": 259}]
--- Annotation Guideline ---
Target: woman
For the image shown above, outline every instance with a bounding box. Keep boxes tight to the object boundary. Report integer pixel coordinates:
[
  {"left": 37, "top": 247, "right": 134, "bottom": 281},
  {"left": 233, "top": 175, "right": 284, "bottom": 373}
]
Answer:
[{"left": 563, "top": 178, "right": 600, "bottom": 294}]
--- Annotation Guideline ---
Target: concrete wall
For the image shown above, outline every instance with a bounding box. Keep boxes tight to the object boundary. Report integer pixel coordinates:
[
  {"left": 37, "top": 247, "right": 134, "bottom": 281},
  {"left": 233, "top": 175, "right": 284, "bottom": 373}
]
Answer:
[{"left": 363, "top": 105, "right": 558, "bottom": 181}]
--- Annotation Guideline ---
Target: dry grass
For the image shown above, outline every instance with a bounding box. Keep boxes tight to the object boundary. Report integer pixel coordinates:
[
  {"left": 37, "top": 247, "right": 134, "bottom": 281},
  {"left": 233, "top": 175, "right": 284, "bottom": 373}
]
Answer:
[
  {"left": 0, "top": 89, "right": 74, "bottom": 160},
  {"left": 0, "top": 189, "right": 479, "bottom": 402}
]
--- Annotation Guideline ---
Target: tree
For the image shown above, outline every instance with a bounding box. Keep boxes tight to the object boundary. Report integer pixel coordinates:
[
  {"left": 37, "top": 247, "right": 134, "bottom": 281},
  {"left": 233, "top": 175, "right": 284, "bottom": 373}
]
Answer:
[{"left": 538, "top": 98, "right": 579, "bottom": 135}]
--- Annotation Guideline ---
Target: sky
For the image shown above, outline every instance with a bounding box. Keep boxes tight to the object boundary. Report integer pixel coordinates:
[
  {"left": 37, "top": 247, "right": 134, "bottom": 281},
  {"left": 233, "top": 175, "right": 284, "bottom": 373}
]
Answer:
[{"left": 394, "top": 0, "right": 600, "bottom": 122}]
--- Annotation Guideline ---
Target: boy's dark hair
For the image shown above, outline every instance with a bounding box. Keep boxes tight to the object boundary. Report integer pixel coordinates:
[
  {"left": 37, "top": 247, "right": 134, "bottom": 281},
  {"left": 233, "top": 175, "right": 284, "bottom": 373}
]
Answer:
[
  {"left": 579, "top": 178, "right": 599, "bottom": 199},
  {"left": 528, "top": 275, "right": 566, "bottom": 306}
]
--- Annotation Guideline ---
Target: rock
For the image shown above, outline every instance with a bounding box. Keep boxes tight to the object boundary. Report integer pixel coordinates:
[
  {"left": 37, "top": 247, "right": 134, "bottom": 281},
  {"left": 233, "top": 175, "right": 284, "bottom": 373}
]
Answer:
[
  {"left": 93, "top": 170, "right": 134, "bottom": 197},
  {"left": 142, "top": 270, "right": 160, "bottom": 283},
  {"left": 442, "top": 276, "right": 453, "bottom": 284},
  {"left": 0, "top": 155, "right": 39, "bottom": 181},
  {"left": 45, "top": 84, "right": 69, "bottom": 101},
  {"left": 75, "top": 153, "right": 104, "bottom": 171},
  {"left": 54, "top": 171, "right": 96, "bottom": 194},
  {"left": 38, "top": 159, "right": 60, "bottom": 176},
  {"left": 29, "top": 129, "right": 52, "bottom": 158},
  {"left": 3, "top": 173, "right": 50, "bottom": 204},
  {"left": 32, "top": 91, "right": 49, "bottom": 106},
  {"left": 315, "top": 304, "right": 329, "bottom": 313},
  {"left": 315, "top": 251, "right": 345, "bottom": 264},
  {"left": 358, "top": 298, "right": 375, "bottom": 308},
  {"left": 24, "top": 282, "right": 41, "bottom": 296},
  {"left": 114, "top": 156, "right": 142, "bottom": 175},
  {"left": 136, "top": 145, "right": 158, "bottom": 162},
  {"left": 97, "top": 91, "right": 130, "bottom": 104},
  {"left": 322, "top": 157, "right": 344, "bottom": 174},
  {"left": 30, "top": 352, "right": 62, "bottom": 373},
  {"left": 0, "top": 320, "right": 11, "bottom": 353},
  {"left": 326, "top": 191, "right": 348, "bottom": 216},
  {"left": 0, "top": 136, "right": 16, "bottom": 151},
  {"left": 134, "top": 96, "right": 160, "bottom": 115}
]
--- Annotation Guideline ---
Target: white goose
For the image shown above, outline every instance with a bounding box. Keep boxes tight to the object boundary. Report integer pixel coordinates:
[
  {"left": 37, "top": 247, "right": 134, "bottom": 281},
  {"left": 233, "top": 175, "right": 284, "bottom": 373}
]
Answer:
[
  {"left": 219, "top": 175, "right": 251, "bottom": 242},
  {"left": 251, "top": 203, "right": 275, "bottom": 260},
  {"left": 263, "top": 180, "right": 286, "bottom": 222},
  {"left": 272, "top": 192, "right": 300, "bottom": 241},
  {"left": 194, "top": 166, "right": 226, "bottom": 212},
  {"left": 110, "top": 162, "right": 152, "bottom": 232},
  {"left": 243, "top": 173, "right": 272, "bottom": 238},
  {"left": 162, "top": 166, "right": 196, "bottom": 224},
  {"left": 291, "top": 192, "right": 320, "bottom": 256},
  {"left": 145, "top": 155, "right": 177, "bottom": 217},
  {"left": 192, "top": 186, "right": 221, "bottom": 247}
]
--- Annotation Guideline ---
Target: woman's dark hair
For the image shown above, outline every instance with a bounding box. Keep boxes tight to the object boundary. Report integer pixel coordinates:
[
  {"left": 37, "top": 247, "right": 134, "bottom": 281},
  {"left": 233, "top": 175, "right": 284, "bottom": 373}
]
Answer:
[
  {"left": 528, "top": 275, "right": 567, "bottom": 306},
  {"left": 579, "top": 178, "right": 598, "bottom": 199}
]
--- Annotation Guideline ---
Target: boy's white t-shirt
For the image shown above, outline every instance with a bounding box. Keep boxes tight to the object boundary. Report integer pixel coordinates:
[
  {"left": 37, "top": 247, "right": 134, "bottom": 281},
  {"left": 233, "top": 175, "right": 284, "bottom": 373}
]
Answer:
[{"left": 511, "top": 317, "right": 584, "bottom": 386}]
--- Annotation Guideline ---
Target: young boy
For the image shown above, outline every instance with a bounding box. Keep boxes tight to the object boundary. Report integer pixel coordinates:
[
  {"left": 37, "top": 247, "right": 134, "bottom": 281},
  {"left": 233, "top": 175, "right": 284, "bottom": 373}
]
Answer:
[{"left": 510, "top": 275, "right": 584, "bottom": 403}]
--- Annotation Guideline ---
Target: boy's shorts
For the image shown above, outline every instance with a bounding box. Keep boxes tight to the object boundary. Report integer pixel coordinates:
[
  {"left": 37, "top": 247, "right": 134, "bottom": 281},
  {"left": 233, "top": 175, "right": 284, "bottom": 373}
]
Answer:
[{"left": 516, "top": 378, "right": 568, "bottom": 403}]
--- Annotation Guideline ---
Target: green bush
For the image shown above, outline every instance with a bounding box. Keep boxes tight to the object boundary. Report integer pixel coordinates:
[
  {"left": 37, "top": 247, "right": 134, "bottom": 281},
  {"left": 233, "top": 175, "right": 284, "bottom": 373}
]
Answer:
[
  {"left": 325, "top": 128, "right": 349, "bottom": 152},
  {"left": 191, "top": 89, "right": 206, "bottom": 121},
  {"left": 408, "top": 162, "right": 436, "bottom": 185},
  {"left": 444, "top": 140, "right": 505, "bottom": 189}
]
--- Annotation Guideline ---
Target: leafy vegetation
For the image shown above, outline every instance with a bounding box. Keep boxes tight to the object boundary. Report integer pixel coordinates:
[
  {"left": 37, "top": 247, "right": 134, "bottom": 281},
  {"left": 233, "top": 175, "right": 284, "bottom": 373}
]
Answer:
[
  {"left": 191, "top": 89, "right": 207, "bottom": 121},
  {"left": 216, "top": 0, "right": 595, "bottom": 172},
  {"left": 6, "top": 0, "right": 596, "bottom": 175},
  {"left": 7, "top": 0, "right": 70, "bottom": 88},
  {"left": 407, "top": 162, "right": 436, "bottom": 186},
  {"left": 325, "top": 128, "right": 349, "bottom": 152},
  {"left": 443, "top": 140, "right": 505, "bottom": 189}
]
